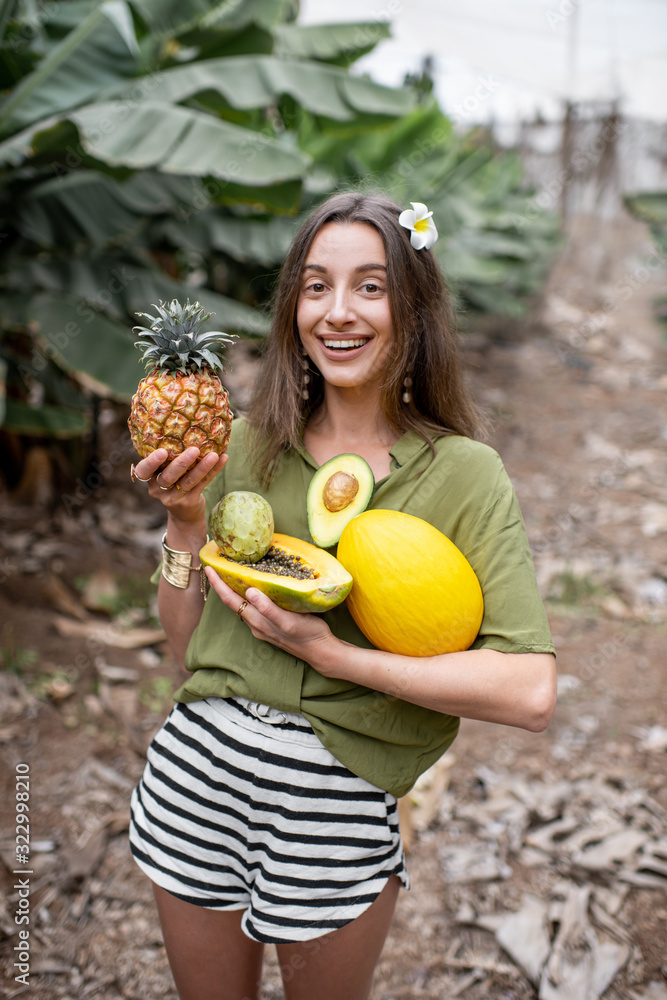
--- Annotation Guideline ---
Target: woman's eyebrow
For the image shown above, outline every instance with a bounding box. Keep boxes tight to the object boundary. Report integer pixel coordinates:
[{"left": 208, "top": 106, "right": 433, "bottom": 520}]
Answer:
[{"left": 302, "top": 263, "right": 387, "bottom": 273}]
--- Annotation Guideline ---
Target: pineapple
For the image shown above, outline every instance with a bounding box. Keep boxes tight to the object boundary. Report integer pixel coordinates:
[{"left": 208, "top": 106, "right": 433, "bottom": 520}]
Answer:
[{"left": 128, "top": 299, "right": 235, "bottom": 461}]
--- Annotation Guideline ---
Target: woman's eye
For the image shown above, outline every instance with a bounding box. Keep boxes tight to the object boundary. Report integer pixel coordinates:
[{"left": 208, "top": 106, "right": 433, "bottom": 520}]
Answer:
[
  {"left": 363, "top": 282, "right": 381, "bottom": 293},
  {"left": 309, "top": 282, "right": 325, "bottom": 293}
]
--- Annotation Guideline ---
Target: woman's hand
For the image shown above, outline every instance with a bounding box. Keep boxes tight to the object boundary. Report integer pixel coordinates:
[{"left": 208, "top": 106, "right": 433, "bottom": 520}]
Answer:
[
  {"left": 132, "top": 447, "right": 227, "bottom": 524},
  {"left": 205, "top": 570, "right": 343, "bottom": 674}
]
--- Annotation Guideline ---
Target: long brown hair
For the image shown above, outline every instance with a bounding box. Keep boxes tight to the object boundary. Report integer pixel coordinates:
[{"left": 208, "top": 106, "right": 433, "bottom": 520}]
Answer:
[{"left": 247, "top": 191, "right": 484, "bottom": 485}]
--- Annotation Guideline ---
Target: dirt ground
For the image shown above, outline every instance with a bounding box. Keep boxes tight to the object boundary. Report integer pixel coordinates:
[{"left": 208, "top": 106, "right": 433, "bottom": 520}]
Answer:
[{"left": 0, "top": 211, "right": 666, "bottom": 1000}]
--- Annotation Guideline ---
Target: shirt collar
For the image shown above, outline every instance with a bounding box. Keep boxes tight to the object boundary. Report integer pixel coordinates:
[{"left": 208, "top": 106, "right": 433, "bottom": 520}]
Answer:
[
  {"left": 388, "top": 430, "right": 430, "bottom": 470},
  {"left": 294, "top": 428, "right": 430, "bottom": 473}
]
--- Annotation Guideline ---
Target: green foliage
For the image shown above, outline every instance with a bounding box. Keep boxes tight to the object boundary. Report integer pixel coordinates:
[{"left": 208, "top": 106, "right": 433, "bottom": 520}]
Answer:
[
  {"left": 139, "top": 674, "right": 174, "bottom": 713},
  {"left": 1, "top": 632, "right": 37, "bottom": 675},
  {"left": 548, "top": 570, "right": 605, "bottom": 607},
  {"left": 0, "top": 0, "right": 558, "bottom": 471},
  {"left": 0, "top": 0, "right": 412, "bottom": 458},
  {"left": 624, "top": 192, "right": 667, "bottom": 330}
]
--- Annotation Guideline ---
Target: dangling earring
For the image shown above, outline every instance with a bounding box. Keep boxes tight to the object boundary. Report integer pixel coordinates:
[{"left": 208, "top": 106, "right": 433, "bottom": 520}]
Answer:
[
  {"left": 300, "top": 351, "right": 311, "bottom": 400},
  {"left": 402, "top": 369, "right": 413, "bottom": 404}
]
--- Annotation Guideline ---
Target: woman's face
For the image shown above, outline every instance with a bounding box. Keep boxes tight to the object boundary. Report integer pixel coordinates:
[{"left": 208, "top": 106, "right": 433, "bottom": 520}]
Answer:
[{"left": 296, "top": 222, "right": 395, "bottom": 394}]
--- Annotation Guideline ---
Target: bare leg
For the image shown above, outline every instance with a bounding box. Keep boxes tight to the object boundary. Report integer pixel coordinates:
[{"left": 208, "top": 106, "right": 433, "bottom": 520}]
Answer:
[
  {"left": 275, "top": 875, "right": 401, "bottom": 1000},
  {"left": 153, "top": 885, "right": 265, "bottom": 1000}
]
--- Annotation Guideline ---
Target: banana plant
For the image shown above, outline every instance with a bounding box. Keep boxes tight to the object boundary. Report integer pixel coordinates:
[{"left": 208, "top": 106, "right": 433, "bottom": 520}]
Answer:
[{"left": 0, "top": 0, "right": 412, "bottom": 452}]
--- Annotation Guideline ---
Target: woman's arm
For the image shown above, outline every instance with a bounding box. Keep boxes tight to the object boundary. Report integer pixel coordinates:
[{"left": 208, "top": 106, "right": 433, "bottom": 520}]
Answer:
[
  {"left": 207, "top": 576, "right": 556, "bottom": 733},
  {"left": 157, "top": 513, "right": 210, "bottom": 666},
  {"left": 324, "top": 643, "right": 556, "bottom": 733},
  {"left": 132, "top": 446, "right": 227, "bottom": 668}
]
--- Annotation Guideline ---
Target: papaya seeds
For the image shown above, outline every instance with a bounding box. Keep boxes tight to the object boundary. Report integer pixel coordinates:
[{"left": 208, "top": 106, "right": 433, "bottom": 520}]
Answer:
[{"left": 307, "top": 454, "right": 374, "bottom": 548}]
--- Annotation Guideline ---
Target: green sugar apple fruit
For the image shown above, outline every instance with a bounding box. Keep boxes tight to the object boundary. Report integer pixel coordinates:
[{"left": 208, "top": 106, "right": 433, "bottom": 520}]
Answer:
[{"left": 208, "top": 491, "right": 274, "bottom": 563}]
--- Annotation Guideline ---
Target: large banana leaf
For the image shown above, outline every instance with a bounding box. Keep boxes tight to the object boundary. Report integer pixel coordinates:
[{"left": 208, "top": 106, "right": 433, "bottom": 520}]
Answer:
[
  {"left": 2, "top": 250, "right": 270, "bottom": 334},
  {"left": 1, "top": 101, "right": 310, "bottom": 185},
  {"left": 14, "top": 172, "right": 146, "bottom": 247},
  {"left": 130, "top": 0, "right": 295, "bottom": 38},
  {"left": 2, "top": 292, "right": 142, "bottom": 399},
  {"left": 12, "top": 170, "right": 206, "bottom": 247},
  {"left": 0, "top": 1, "right": 139, "bottom": 134},
  {"left": 155, "top": 211, "right": 297, "bottom": 265},
  {"left": 2, "top": 285, "right": 254, "bottom": 407},
  {"left": 2, "top": 399, "right": 91, "bottom": 437},
  {"left": 273, "top": 21, "right": 392, "bottom": 66},
  {"left": 122, "top": 273, "right": 271, "bottom": 339},
  {"left": 101, "top": 54, "right": 413, "bottom": 123}
]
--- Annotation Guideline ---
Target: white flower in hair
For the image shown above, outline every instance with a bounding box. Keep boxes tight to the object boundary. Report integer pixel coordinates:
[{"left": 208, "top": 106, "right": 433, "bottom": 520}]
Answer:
[{"left": 398, "top": 202, "right": 438, "bottom": 250}]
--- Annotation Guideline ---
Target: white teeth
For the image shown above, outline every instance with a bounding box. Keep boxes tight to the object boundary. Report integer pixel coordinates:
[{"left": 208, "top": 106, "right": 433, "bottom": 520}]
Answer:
[{"left": 322, "top": 339, "right": 367, "bottom": 349}]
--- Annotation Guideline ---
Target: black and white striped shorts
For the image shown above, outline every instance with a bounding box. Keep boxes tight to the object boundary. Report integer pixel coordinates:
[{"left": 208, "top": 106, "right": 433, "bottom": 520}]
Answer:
[{"left": 129, "top": 696, "right": 408, "bottom": 943}]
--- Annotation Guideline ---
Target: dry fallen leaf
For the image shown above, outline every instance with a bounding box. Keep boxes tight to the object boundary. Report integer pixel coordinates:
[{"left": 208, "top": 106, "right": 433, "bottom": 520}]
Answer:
[
  {"left": 42, "top": 572, "right": 89, "bottom": 620},
  {"left": 53, "top": 615, "right": 165, "bottom": 648}
]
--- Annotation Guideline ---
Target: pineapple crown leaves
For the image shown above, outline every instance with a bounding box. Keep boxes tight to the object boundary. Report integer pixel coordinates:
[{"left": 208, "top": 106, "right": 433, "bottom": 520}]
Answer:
[{"left": 132, "top": 299, "right": 237, "bottom": 375}]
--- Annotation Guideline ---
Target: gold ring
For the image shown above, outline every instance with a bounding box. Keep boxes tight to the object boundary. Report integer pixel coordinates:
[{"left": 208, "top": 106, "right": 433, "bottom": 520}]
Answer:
[
  {"left": 130, "top": 464, "right": 152, "bottom": 484},
  {"left": 156, "top": 473, "right": 173, "bottom": 491},
  {"left": 237, "top": 600, "right": 249, "bottom": 620},
  {"left": 175, "top": 482, "right": 189, "bottom": 493}
]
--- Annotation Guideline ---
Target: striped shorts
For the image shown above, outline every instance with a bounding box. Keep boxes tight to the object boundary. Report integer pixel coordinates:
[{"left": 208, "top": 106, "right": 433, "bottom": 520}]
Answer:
[{"left": 129, "top": 696, "right": 408, "bottom": 943}]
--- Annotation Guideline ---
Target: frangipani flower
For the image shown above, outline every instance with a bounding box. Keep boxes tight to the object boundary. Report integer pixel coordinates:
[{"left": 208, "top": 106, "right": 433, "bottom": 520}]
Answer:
[{"left": 398, "top": 202, "right": 438, "bottom": 250}]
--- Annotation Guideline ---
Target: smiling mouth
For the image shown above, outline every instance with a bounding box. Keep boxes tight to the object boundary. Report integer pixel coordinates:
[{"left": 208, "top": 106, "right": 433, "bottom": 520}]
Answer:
[{"left": 321, "top": 338, "right": 370, "bottom": 351}]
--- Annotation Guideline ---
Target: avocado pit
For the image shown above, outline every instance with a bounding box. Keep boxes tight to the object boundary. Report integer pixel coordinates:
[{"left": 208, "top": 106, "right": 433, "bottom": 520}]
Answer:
[{"left": 322, "top": 471, "right": 359, "bottom": 512}]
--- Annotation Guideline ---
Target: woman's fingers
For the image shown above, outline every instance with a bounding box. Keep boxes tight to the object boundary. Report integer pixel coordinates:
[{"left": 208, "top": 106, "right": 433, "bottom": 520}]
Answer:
[
  {"left": 130, "top": 448, "right": 227, "bottom": 504},
  {"left": 131, "top": 448, "right": 168, "bottom": 482},
  {"left": 204, "top": 572, "right": 329, "bottom": 658},
  {"left": 205, "top": 575, "right": 280, "bottom": 627}
]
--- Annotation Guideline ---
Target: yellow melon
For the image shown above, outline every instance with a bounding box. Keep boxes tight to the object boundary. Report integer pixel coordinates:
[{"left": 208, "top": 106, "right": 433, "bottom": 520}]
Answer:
[{"left": 336, "top": 510, "right": 483, "bottom": 656}]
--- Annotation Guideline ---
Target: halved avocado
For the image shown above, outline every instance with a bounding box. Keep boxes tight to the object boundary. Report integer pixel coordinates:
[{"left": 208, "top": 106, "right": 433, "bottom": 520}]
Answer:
[
  {"left": 307, "top": 454, "right": 374, "bottom": 549},
  {"left": 200, "top": 533, "right": 352, "bottom": 613}
]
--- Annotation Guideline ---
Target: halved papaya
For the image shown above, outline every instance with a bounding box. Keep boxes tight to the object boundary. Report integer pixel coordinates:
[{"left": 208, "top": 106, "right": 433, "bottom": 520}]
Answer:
[{"left": 200, "top": 533, "right": 353, "bottom": 613}]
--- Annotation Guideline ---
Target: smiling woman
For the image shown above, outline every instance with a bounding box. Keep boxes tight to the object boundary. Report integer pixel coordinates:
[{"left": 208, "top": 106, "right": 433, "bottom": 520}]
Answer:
[
  {"left": 127, "top": 190, "right": 556, "bottom": 1000},
  {"left": 296, "top": 223, "right": 395, "bottom": 407}
]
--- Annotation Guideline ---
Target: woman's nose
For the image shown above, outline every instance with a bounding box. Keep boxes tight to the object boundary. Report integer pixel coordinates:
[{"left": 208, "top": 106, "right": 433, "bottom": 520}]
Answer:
[{"left": 325, "top": 290, "right": 355, "bottom": 326}]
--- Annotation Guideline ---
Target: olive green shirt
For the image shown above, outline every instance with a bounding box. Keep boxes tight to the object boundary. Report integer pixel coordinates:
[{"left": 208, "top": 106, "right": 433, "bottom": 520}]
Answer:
[{"left": 175, "top": 418, "right": 554, "bottom": 798}]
